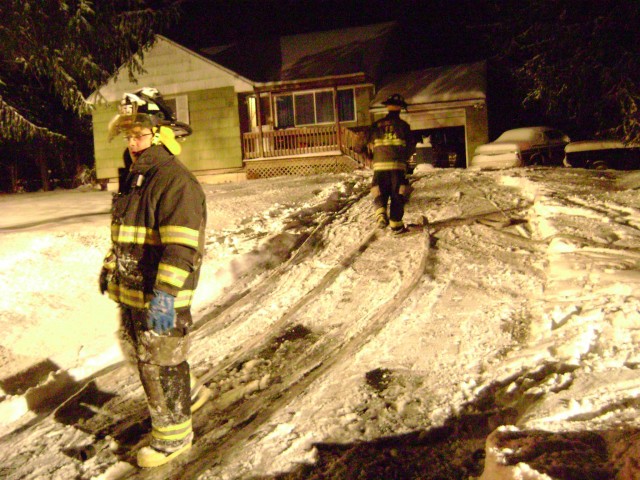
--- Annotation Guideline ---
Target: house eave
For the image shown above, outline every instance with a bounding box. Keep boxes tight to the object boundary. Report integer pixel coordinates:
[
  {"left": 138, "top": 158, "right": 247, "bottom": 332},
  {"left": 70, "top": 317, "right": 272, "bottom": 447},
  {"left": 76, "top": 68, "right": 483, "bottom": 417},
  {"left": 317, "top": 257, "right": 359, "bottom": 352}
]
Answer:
[
  {"left": 253, "top": 73, "right": 372, "bottom": 94},
  {"left": 370, "top": 97, "right": 487, "bottom": 113}
]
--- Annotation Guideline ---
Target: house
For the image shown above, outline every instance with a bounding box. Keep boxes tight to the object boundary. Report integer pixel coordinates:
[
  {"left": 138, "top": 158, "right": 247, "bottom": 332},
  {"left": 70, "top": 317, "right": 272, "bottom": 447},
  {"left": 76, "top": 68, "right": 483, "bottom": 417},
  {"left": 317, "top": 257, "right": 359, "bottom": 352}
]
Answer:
[{"left": 89, "top": 23, "right": 488, "bottom": 187}]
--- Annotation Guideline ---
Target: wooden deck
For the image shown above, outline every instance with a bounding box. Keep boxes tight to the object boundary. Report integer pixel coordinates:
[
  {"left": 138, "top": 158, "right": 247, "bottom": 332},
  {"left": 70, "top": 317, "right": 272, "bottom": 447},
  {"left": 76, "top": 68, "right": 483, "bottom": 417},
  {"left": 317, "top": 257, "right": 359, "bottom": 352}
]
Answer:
[{"left": 242, "top": 125, "right": 368, "bottom": 166}]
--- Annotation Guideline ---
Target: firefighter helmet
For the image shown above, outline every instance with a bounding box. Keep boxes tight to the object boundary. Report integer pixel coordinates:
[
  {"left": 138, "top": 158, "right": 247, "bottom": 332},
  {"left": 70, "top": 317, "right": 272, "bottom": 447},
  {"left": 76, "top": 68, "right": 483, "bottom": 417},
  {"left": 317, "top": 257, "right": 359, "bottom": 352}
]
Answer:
[
  {"left": 107, "top": 87, "right": 192, "bottom": 141},
  {"left": 381, "top": 93, "right": 408, "bottom": 109}
]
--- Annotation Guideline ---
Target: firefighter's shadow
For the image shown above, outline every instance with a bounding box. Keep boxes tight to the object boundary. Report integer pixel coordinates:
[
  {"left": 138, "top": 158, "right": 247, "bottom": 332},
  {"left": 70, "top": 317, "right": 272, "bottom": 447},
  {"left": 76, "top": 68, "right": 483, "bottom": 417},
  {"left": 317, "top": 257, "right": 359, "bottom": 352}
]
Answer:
[
  {"left": 256, "top": 416, "right": 490, "bottom": 479},
  {"left": 253, "top": 364, "right": 639, "bottom": 480},
  {"left": 1, "top": 358, "right": 149, "bottom": 463},
  {"left": 0, "top": 358, "right": 117, "bottom": 431}
]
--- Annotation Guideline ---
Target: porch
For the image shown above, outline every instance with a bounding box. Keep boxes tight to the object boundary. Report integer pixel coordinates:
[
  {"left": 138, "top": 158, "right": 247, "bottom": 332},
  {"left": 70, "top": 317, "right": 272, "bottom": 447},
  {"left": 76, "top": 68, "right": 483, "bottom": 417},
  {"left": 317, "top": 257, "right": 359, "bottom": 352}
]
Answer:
[{"left": 242, "top": 124, "right": 368, "bottom": 165}]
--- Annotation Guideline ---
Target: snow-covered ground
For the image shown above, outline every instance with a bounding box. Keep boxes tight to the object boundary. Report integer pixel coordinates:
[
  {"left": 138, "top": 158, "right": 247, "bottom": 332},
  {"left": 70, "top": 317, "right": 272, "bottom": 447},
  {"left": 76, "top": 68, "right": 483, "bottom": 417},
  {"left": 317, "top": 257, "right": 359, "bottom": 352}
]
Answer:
[{"left": 0, "top": 167, "right": 639, "bottom": 479}]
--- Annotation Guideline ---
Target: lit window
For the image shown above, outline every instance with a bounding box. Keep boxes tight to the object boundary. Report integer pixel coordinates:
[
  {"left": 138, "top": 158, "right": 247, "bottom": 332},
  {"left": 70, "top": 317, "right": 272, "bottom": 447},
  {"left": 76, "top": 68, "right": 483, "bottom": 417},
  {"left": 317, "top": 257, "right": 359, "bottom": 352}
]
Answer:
[
  {"left": 295, "top": 93, "right": 315, "bottom": 125},
  {"left": 275, "top": 88, "right": 355, "bottom": 127}
]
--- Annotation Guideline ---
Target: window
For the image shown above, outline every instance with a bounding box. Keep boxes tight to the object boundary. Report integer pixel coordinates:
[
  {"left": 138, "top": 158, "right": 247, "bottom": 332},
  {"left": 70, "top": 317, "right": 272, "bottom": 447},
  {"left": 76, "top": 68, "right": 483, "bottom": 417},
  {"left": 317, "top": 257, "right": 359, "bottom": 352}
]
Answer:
[
  {"left": 275, "top": 88, "right": 355, "bottom": 127},
  {"left": 316, "top": 91, "right": 334, "bottom": 123},
  {"left": 247, "top": 96, "right": 258, "bottom": 128},
  {"left": 337, "top": 89, "right": 355, "bottom": 122},
  {"left": 165, "top": 95, "right": 189, "bottom": 124},
  {"left": 276, "top": 95, "right": 295, "bottom": 128},
  {"left": 295, "top": 93, "right": 315, "bottom": 125}
]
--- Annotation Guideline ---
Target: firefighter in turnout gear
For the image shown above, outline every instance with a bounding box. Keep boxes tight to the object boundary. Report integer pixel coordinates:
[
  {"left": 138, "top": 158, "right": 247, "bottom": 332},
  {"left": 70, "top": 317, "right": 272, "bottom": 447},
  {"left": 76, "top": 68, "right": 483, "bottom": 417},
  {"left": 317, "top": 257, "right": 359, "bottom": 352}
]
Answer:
[
  {"left": 365, "top": 93, "right": 416, "bottom": 234},
  {"left": 99, "top": 87, "right": 210, "bottom": 468}
]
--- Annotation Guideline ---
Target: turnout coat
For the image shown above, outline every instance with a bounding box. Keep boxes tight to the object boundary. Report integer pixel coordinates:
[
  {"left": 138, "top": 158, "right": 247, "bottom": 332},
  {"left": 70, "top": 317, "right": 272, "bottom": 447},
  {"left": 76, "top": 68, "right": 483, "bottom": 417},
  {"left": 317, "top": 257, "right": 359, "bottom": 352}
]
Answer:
[
  {"left": 366, "top": 112, "right": 415, "bottom": 171},
  {"left": 105, "top": 145, "right": 206, "bottom": 324}
]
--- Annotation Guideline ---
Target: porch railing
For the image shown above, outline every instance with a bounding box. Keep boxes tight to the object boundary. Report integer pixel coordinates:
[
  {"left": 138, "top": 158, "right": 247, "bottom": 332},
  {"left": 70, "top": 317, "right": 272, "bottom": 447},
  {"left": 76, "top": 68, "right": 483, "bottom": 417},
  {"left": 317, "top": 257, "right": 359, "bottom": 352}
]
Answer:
[
  {"left": 242, "top": 125, "right": 368, "bottom": 166},
  {"left": 339, "top": 125, "right": 370, "bottom": 167}
]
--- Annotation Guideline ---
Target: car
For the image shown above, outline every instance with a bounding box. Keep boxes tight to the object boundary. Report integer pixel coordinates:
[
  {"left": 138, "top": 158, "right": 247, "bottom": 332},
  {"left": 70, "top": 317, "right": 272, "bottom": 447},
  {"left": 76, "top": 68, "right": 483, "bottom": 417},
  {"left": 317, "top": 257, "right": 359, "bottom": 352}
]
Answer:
[
  {"left": 469, "top": 126, "right": 570, "bottom": 170},
  {"left": 563, "top": 140, "right": 640, "bottom": 170}
]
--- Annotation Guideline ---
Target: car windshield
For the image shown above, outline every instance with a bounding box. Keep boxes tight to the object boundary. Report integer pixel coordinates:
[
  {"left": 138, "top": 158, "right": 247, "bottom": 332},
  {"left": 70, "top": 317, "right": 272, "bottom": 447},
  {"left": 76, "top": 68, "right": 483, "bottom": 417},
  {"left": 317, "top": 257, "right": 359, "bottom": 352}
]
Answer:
[{"left": 545, "top": 130, "right": 566, "bottom": 141}]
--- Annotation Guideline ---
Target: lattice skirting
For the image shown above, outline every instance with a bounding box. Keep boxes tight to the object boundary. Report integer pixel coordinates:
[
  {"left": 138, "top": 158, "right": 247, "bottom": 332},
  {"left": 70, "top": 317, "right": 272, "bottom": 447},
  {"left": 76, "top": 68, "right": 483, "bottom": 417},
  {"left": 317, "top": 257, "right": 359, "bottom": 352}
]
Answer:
[{"left": 245, "top": 156, "right": 359, "bottom": 179}]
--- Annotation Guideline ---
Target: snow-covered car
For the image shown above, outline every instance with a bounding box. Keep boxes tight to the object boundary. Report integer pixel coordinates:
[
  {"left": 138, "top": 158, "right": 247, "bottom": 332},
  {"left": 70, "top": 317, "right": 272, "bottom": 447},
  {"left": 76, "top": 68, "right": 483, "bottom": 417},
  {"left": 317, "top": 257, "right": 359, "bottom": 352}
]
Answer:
[
  {"left": 563, "top": 140, "right": 640, "bottom": 170},
  {"left": 469, "top": 126, "right": 570, "bottom": 170}
]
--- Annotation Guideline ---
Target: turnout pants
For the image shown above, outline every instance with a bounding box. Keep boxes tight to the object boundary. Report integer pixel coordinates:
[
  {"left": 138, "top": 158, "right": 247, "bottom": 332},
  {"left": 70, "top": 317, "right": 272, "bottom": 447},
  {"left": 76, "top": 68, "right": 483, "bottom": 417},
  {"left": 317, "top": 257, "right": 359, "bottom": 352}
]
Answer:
[
  {"left": 119, "top": 307, "right": 192, "bottom": 450},
  {"left": 371, "top": 170, "right": 409, "bottom": 228}
]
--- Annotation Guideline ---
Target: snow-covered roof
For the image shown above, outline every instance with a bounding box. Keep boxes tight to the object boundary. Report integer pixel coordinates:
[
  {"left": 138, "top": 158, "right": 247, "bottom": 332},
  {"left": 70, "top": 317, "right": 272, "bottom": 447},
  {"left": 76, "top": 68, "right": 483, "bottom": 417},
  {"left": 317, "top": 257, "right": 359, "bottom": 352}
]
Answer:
[
  {"left": 198, "top": 22, "right": 397, "bottom": 83},
  {"left": 278, "top": 22, "right": 396, "bottom": 81},
  {"left": 372, "top": 61, "right": 487, "bottom": 107}
]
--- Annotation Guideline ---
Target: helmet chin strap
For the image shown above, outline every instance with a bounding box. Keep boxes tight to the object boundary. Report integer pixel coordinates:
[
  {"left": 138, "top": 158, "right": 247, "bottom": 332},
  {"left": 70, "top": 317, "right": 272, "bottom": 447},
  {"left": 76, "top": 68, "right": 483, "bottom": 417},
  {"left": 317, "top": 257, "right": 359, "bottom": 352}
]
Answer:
[{"left": 151, "top": 126, "right": 162, "bottom": 146}]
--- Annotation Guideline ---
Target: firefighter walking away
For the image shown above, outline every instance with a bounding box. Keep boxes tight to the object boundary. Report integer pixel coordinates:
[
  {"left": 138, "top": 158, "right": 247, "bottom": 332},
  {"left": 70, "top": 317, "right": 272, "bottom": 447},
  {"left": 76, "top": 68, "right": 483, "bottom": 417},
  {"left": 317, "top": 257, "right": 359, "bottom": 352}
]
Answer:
[{"left": 364, "top": 93, "right": 416, "bottom": 234}]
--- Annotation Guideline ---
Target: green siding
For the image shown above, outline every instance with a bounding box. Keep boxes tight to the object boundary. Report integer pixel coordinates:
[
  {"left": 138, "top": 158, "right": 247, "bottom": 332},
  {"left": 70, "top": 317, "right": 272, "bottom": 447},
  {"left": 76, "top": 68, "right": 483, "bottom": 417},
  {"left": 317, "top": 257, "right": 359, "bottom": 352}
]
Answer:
[
  {"left": 93, "top": 86, "right": 243, "bottom": 181},
  {"left": 92, "top": 104, "right": 129, "bottom": 180},
  {"left": 181, "top": 87, "right": 242, "bottom": 171}
]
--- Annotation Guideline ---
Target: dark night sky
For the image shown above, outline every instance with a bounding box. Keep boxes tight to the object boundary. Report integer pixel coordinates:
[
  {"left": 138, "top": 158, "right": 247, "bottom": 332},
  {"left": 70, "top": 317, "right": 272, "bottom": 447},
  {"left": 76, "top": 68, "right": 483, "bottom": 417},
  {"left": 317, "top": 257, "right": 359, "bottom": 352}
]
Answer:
[{"left": 170, "top": 0, "right": 490, "bottom": 71}]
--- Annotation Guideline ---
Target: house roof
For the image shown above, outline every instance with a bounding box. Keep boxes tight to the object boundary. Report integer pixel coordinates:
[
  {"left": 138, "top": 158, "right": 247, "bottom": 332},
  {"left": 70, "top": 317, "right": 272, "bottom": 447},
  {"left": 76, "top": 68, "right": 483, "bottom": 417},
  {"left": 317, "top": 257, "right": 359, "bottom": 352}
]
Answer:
[
  {"left": 198, "top": 22, "right": 397, "bottom": 84},
  {"left": 372, "top": 61, "right": 487, "bottom": 108},
  {"left": 89, "top": 36, "right": 255, "bottom": 104},
  {"left": 278, "top": 22, "right": 396, "bottom": 82},
  {"left": 91, "top": 25, "right": 486, "bottom": 108}
]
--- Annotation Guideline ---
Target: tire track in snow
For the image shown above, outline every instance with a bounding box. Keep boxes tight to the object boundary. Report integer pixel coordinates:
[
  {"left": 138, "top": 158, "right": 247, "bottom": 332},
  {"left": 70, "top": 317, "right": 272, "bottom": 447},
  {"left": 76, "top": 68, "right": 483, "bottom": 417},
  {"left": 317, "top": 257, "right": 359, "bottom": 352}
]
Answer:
[
  {"left": 119, "top": 223, "right": 431, "bottom": 479},
  {"left": 66, "top": 203, "right": 428, "bottom": 477},
  {"left": 0, "top": 184, "right": 374, "bottom": 478}
]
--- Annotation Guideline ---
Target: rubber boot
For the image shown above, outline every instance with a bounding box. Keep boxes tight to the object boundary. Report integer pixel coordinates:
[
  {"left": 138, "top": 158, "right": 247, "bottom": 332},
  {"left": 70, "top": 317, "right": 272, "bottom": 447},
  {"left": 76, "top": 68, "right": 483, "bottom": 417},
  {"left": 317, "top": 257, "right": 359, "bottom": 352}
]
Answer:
[
  {"left": 137, "top": 362, "right": 193, "bottom": 468},
  {"left": 390, "top": 219, "right": 408, "bottom": 235},
  {"left": 137, "top": 431, "right": 193, "bottom": 468},
  {"left": 375, "top": 207, "right": 389, "bottom": 229},
  {"left": 190, "top": 374, "right": 212, "bottom": 413}
]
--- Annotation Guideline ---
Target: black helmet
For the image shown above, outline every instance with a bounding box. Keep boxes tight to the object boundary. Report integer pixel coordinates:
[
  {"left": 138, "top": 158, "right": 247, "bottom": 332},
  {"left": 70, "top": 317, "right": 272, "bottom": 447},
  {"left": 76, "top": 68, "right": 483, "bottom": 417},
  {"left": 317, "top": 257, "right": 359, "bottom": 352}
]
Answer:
[
  {"left": 382, "top": 93, "right": 407, "bottom": 108},
  {"left": 107, "top": 87, "right": 192, "bottom": 141}
]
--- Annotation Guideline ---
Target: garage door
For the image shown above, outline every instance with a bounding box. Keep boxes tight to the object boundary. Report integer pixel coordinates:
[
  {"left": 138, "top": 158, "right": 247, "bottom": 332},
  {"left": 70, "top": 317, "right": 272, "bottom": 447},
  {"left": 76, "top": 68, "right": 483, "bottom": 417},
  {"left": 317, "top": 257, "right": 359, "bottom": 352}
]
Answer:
[{"left": 405, "top": 108, "right": 466, "bottom": 130}]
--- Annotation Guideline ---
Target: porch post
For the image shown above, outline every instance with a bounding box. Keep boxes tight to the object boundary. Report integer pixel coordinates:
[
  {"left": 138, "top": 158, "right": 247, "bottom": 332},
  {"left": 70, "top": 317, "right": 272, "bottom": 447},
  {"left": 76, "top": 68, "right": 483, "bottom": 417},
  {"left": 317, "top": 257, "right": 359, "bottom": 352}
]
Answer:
[
  {"left": 333, "top": 86, "right": 341, "bottom": 151},
  {"left": 255, "top": 89, "right": 264, "bottom": 157}
]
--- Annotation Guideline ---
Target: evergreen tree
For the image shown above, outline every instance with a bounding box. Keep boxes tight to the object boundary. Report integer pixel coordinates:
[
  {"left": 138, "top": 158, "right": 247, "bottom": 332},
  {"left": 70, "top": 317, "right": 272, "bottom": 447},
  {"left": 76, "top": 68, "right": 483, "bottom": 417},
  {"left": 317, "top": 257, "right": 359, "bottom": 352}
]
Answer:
[
  {"left": 0, "top": 1, "right": 180, "bottom": 191},
  {"left": 481, "top": 0, "right": 640, "bottom": 143}
]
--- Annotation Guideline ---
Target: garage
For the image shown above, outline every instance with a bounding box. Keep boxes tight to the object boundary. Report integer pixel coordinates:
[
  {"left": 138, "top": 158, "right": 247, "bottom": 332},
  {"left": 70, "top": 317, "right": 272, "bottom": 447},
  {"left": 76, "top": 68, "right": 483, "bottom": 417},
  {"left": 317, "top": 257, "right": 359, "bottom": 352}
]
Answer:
[{"left": 371, "top": 61, "right": 488, "bottom": 167}]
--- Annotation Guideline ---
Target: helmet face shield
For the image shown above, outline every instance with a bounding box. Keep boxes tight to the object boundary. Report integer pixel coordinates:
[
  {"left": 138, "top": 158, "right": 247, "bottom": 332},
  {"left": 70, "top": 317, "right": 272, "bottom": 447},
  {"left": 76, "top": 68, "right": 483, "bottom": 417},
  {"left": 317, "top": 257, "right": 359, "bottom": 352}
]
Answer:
[{"left": 107, "top": 113, "right": 154, "bottom": 141}]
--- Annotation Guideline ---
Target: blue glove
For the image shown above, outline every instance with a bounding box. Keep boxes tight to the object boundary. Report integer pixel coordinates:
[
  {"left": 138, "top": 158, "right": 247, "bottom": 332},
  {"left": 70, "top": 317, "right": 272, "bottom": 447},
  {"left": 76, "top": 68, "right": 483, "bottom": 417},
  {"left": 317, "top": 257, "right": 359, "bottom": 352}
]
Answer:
[{"left": 147, "top": 289, "right": 176, "bottom": 334}]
